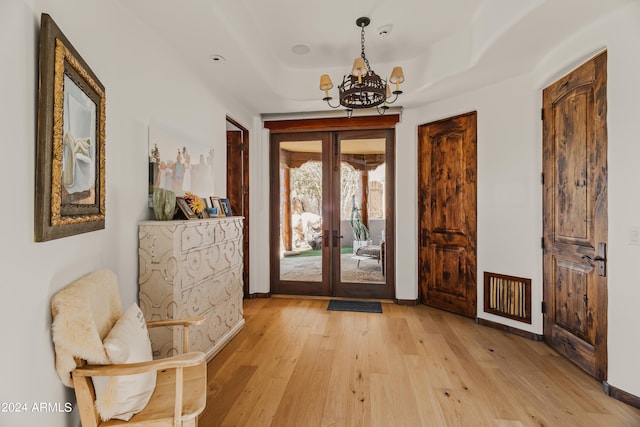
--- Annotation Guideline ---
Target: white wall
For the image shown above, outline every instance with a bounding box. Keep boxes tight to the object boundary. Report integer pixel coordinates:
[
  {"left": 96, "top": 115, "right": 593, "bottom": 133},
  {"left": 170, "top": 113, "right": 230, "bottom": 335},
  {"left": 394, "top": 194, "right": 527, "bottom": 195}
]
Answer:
[
  {"left": 0, "top": 1, "right": 255, "bottom": 426},
  {"left": 397, "top": 1, "right": 640, "bottom": 398},
  {"left": 398, "top": 72, "right": 542, "bottom": 327}
]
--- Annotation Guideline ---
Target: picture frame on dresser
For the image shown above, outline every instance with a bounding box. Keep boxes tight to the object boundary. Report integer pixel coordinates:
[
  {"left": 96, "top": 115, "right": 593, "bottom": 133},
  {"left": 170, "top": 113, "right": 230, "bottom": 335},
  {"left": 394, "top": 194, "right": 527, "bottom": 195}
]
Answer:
[
  {"left": 209, "top": 197, "right": 226, "bottom": 217},
  {"left": 176, "top": 197, "right": 197, "bottom": 219},
  {"left": 219, "top": 198, "right": 232, "bottom": 216},
  {"left": 35, "top": 13, "right": 106, "bottom": 242}
]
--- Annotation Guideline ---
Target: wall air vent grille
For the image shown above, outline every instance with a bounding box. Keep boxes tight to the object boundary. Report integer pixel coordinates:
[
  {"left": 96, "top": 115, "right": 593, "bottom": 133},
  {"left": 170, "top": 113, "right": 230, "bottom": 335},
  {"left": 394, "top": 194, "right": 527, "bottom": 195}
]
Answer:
[{"left": 483, "top": 272, "right": 532, "bottom": 324}]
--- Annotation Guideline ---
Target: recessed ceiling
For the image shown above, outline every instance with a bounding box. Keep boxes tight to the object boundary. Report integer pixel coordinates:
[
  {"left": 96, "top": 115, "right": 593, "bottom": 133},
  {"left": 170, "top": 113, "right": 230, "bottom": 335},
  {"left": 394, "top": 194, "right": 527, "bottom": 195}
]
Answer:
[{"left": 116, "top": 0, "right": 635, "bottom": 115}]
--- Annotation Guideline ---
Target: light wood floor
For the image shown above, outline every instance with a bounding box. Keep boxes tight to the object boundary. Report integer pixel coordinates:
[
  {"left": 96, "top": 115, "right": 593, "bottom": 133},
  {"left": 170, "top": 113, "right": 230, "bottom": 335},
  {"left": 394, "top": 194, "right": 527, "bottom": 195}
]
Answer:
[{"left": 200, "top": 297, "right": 640, "bottom": 427}]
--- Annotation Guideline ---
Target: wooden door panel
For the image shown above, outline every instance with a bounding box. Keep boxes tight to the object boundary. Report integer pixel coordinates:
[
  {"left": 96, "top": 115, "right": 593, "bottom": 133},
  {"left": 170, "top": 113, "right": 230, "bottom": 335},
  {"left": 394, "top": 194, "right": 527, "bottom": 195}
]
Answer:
[
  {"left": 553, "top": 89, "right": 592, "bottom": 245},
  {"left": 550, "top": 324, "right": 596, "bottom": 377},
  {"left": 430, "top": 244, "right": 466, "bottom": 298},
  {"left": 543, "top": 51, "right": 607, "bottom": 381},
  {"left": 553, "top": 258, "right": 592, "bottom": 341},
  {"left": 431, "top": 133, "right": 466, "bottom": 233},
  {"left": 418, "top": 112, "right": 477, "bottom": 318}
]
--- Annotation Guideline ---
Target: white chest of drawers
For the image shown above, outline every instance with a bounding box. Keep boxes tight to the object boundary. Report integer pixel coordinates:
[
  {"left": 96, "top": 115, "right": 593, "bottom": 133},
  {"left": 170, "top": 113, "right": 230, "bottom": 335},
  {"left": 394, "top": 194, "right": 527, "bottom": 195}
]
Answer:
[{"left": 138, "top": 217, "right": 244, "bottom": 361}]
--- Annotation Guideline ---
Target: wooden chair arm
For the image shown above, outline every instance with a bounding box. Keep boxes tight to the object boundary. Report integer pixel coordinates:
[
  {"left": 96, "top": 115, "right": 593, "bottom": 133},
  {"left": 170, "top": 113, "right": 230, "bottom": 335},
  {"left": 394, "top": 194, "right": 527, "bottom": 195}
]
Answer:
[
  {"left": 146, "top": 316, "right": 205, "bottom": 329},
  {"left": 73, "top": 352, "right": 205, "bottom": 377},
  {"left": 146, "top": 316, "right": 205, "bottom": 353}
]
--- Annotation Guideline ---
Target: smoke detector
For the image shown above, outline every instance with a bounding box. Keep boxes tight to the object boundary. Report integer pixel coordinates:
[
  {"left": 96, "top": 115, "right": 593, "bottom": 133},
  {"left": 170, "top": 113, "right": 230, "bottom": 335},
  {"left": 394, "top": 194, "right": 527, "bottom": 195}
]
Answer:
[{"left": 377, "top": 24, "right": 393, "bottom": 37}]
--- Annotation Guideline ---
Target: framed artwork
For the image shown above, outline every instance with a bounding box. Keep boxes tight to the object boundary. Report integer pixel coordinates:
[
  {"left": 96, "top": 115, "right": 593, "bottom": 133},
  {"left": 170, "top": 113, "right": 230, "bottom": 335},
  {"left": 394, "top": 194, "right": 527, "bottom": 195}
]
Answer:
[
  {"left": 176, "top": 197, "right": 197, "bottom": 219},
  {"left": 219, "top": 198, "right": 232, "bottom": 217},
  {"left": 148, "top": 123, "right": 215, "bottom": 206},
  {"left": 35, "top": 14, "right": 106, "bottom": 241}
]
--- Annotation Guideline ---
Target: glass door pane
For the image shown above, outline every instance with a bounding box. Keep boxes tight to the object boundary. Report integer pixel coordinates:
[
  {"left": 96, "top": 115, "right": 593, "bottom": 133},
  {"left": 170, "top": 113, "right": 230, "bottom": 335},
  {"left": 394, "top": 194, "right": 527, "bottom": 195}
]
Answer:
[
  {"left": 338, "top": 137, "right": 386, "bottom": 284},
  {"left": 275, "top": 137, "right": 328, "bottom": 295}
]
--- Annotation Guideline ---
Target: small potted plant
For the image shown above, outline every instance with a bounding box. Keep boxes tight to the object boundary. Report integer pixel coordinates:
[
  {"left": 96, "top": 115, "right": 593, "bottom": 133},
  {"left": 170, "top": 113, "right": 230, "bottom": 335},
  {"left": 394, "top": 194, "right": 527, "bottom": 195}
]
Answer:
[{"left": 350, "top": 195, "right": 371, "bottom": 253}]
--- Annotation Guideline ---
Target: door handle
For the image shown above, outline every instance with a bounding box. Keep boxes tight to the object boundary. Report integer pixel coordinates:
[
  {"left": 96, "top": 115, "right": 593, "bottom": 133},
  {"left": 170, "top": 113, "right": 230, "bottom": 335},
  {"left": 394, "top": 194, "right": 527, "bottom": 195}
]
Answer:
[
  {"left": 581, "top": 242, "right": 607, "bottom": 277},
  {"left": 332, "top": 230, "right": 343, "bottom": 247},
  {"left": 581, "top": 255, "right": 605, "bottom": 262}
]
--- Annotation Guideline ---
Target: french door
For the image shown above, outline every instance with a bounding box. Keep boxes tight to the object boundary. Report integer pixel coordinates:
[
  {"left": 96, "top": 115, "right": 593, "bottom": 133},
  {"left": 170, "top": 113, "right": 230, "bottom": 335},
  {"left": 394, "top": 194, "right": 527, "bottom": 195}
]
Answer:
[{"left": 269, "top": 129, "right": 395, "bottom": 299}]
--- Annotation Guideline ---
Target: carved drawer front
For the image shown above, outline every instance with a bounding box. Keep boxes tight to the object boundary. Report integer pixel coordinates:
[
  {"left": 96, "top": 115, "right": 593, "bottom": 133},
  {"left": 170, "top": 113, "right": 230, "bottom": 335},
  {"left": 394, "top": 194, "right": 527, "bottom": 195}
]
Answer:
[
  {"left": 206, "top": 292, "right": 243, "bottom": 347},
  {"left": 180, "top": 281, "right": 209, "bottom": 317},
  {"left": 217, "top": 219, "right": 242, "bottom": 242},
  {"left": 216, "top": 239, "right": 242, "bottom": 271},
  {"left": 180, "top": 246, "right": 219, "bottom": 289},
  {"left": 208, "top": 265, "right": 243, "bottom": 306},
  {"left": 180, "top": 223, "right": 216, "bottom": 252}
]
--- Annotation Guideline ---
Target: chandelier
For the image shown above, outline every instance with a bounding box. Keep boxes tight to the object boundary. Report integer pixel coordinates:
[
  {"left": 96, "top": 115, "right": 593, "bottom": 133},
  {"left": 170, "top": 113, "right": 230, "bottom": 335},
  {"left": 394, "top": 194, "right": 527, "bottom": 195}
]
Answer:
[{"left": 319, "top": 17, "right": 405, "bottom": 115}]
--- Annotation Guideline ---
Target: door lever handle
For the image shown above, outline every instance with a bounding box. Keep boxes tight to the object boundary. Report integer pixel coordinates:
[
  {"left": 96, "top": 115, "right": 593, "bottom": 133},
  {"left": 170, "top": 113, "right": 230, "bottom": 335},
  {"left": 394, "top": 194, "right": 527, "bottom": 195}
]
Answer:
[
  {"left": 581, "top": 255, "right": 606, "bottom": 263},
  {"left": 583, "top": 242, "right": 607, "bottom": 277},
  {"left": 582, "top": 252, "right": 607, "bottom": 277},
  {"left": 332, "top": 230, "right": 343, "bottom": 247}
]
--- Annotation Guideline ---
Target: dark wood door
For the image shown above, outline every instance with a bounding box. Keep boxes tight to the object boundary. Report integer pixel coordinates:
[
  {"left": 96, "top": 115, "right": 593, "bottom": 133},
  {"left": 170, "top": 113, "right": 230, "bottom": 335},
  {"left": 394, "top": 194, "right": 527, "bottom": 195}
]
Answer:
[
  {"left": 542, "top": 51, "right": 608, "bottom": 380},
  {"left": 226, "top": 117, "right": 250, "bottom": 297},
  {"left": 418, "top": 112, "right": 477, "bottom": 318}
]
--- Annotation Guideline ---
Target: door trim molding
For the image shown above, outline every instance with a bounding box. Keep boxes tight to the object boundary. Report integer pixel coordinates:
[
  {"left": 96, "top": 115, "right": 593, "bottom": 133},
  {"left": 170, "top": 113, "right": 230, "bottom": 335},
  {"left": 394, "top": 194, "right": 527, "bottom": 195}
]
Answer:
[
  {"left": 264, "top": 114, "right": 400, "bottom": 133},
  {"left": 268, "top": 122, "right": 397, "bottom": 299},
  {"left": 226, "top": 115, "right": 250, "bottom": 297}
]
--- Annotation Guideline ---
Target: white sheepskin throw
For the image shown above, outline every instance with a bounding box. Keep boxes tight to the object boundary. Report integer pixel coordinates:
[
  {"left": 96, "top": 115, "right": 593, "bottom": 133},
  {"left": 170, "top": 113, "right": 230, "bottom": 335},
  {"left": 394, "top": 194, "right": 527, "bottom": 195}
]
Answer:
[{"left": 51, "top": 269, "right": 123, "bottom": 387}]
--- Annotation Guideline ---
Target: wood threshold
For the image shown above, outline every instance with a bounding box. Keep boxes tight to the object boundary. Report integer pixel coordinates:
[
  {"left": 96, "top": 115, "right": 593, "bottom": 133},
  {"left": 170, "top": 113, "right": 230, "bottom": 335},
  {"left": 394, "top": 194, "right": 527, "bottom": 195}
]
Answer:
[
  {"left": 270, "top": 293, "right": 395, "bottom": 304},
  {"left": 248, "top": 292, "right": 271, "bottom": 299}
]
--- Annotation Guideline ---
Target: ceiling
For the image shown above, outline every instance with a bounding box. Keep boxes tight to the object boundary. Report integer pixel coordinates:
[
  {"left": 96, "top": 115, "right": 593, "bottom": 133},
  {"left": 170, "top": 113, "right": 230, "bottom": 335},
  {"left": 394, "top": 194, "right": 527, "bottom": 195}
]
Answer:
[{"left": 117, "top": 0, "right": 635, "bottom": 116}]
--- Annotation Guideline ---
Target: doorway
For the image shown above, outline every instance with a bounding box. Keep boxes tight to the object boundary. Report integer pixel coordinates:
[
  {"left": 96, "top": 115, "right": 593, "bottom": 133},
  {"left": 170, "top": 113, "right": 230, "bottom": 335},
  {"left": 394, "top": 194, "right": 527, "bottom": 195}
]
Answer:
[
  {"left": 542, "top": 51, "right": 608, "bottom": 380},
  {"left": 417, "top": 112, "right": 478, "bottom": 318},
  {"left": 226, "top": 116, "right": 250, "bottom": 297},
  {"left": 269, "top": 128, "right": 395, "bottom": 299}
]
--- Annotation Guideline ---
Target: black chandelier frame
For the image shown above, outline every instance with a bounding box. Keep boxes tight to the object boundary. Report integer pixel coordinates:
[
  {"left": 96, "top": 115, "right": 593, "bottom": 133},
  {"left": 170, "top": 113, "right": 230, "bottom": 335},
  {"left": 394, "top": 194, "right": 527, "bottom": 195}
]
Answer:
[{"left": 323, "top": 17, "right": 402, "bottom": 115}]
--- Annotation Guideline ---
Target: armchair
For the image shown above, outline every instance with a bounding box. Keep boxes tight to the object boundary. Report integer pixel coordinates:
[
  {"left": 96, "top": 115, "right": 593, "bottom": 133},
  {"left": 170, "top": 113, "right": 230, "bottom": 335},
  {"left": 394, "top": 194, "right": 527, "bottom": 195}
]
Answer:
[{"left": 51, "top": 269, "right": 207, "bottom": 426}]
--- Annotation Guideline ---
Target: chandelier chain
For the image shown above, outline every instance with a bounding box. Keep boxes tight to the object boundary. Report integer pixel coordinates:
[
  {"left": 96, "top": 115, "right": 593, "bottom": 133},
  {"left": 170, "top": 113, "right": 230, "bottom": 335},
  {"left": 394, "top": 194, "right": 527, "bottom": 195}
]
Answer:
[{"left": 360, "top": 24, "right": 371, "bottom": 71}]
